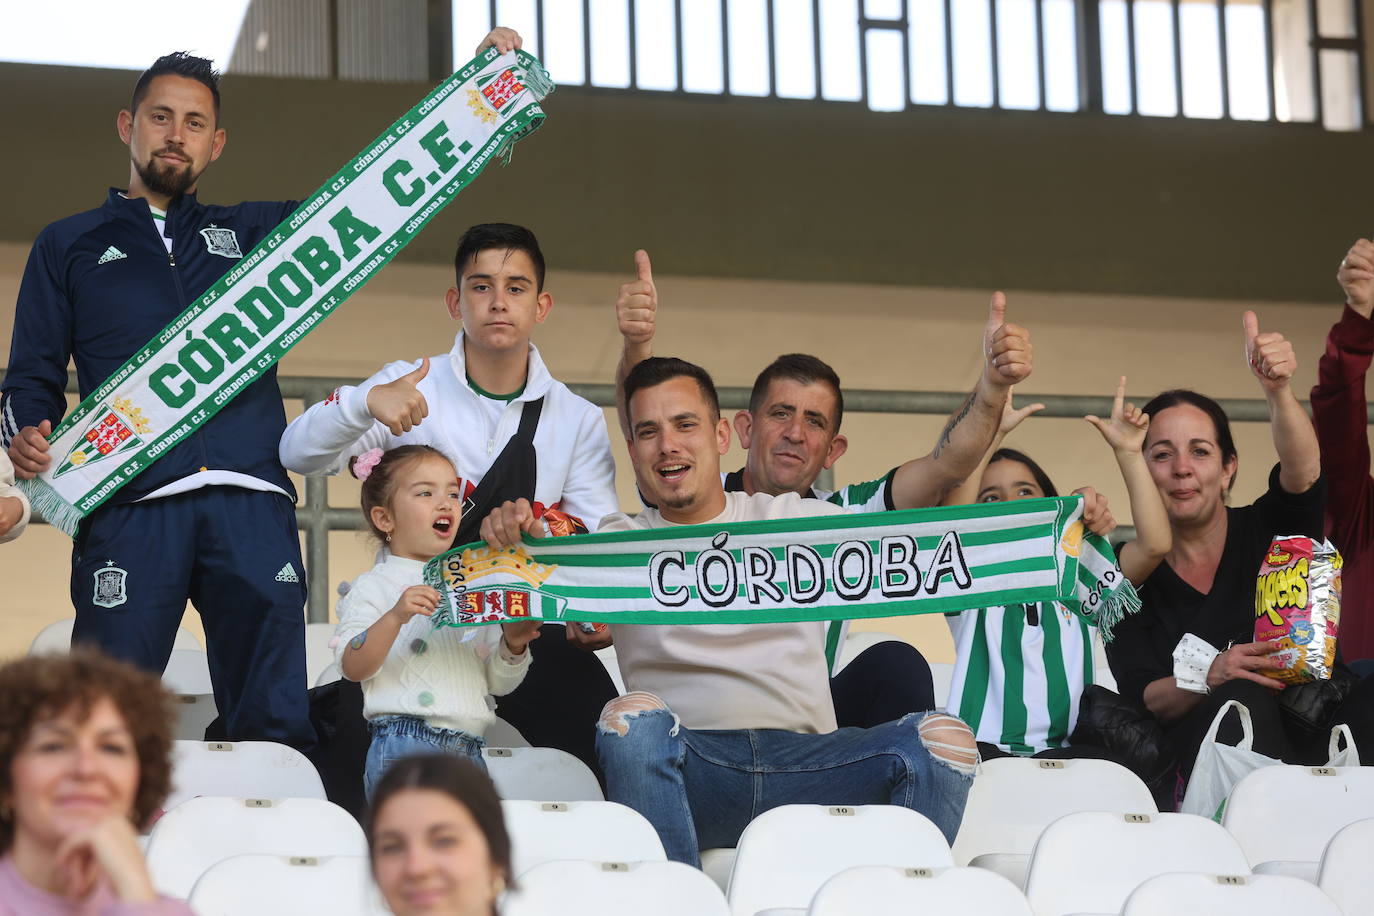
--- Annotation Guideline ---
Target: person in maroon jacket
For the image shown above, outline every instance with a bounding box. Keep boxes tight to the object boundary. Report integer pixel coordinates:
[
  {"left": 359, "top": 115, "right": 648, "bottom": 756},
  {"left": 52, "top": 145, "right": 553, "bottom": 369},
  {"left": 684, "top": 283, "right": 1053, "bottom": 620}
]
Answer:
[{"left": 1312, "top": 238, "right": 1374, "bottom": 665}]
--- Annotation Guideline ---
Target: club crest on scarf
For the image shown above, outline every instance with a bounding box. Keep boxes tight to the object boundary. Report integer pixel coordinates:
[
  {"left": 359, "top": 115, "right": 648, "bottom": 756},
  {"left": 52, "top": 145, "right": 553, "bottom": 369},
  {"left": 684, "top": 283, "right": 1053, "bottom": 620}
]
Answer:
[
  {"left": 432, "top": 544, "right": 562, "bottom": 627},
  {"left": 54, "top": 398, "right": 151, "bottom": 479}
]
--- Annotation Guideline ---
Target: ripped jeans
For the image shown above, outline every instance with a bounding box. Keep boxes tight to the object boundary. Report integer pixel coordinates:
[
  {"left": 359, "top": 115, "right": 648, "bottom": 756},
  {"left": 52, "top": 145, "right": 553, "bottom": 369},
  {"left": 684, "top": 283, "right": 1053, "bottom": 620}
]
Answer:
[{"left": 595, "top": 693, "right": 977, "bottom": 866}]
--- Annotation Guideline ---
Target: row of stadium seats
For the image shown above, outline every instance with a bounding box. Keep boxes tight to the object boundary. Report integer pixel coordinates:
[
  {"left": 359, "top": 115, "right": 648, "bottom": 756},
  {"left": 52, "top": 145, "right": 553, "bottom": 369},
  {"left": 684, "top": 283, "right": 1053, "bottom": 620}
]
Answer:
[
  {"left": 158, "top": 739, "right": 1374, "bottom": 914},
  {"left": 145, "top": 793, "right": 1372, "bottom": 915}
]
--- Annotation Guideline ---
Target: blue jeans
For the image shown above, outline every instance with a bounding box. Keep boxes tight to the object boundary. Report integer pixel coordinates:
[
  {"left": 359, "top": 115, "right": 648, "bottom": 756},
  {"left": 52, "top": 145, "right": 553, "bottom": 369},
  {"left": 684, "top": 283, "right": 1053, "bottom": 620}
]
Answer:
[
  {"left": 595, "top": 707, "right": 975, "bottom": 866},
  {"left": 365, "top": 715, "right": 487, "bottom": 802}
]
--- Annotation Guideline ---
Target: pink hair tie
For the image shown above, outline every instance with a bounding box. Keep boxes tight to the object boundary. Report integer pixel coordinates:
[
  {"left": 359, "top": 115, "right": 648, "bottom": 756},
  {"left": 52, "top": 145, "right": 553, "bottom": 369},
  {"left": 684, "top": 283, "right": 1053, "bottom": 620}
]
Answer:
[{"left": 353, "top": 448, "right": 384, "bottom": 481}]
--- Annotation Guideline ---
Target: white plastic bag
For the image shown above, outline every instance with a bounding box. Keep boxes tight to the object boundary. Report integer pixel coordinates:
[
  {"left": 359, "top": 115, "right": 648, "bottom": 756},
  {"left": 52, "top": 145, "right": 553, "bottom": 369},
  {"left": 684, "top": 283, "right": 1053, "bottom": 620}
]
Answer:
[
  {"left": 1326, "top": 723, "right": 1361, "bottom": 767},
  {"left": 1180, "top": 700, "right": 1280, "bottom": 820}
]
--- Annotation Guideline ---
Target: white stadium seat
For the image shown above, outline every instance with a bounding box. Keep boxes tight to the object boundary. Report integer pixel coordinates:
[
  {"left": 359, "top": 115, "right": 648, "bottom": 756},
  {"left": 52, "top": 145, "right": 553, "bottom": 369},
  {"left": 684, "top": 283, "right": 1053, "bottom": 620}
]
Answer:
[
  {"left": 1222, "top": 763, "right": 1374, "bottom": 881},
  {"left": 726, "top": 805, "right": 953, "bottom": 916},
  {"left": 145, "top": 796, "right": 366, "bottom": 899},
  {"left": 1023, "top": 812, "right": 1249, "bottom": 916},
  {"left": 595, "top": 644, "right": 627, "bottom": 695},
  {"left": 952, "top": 756, "right": 1155, "bottom": 887},
  {"left": 304, "top": 621, "right": 337, "bottom": 688},
  {"left": 504, "top": 859, "right": 730, "bottom": 916},
  {"left": 1317, "top": 818, "right": 1374, "bottom": 915},
  {"left": 483, "top": 746, "right": 604, "bottom": 801},
  {"left": 807, "top": 865, "right": 1033, "bottom": 915},
  {"left": 161, "top": 649, "right": 218, "bottom": 742},
  {"left": 187, "top": 854, "right": 389, "bottom": 915},
  {"left": 314, "top": 661, "right": 342, "bottom": 687},
  {"left": 1121, "top": 872, "right": 1343, "bottom": 916},
  {"left": 166, "top": 740, "right": 326, "bottom": 810},
  {"left": 486, "top": 715, "right": 532, "bottom": 749},
  {"left": 501, "top": 800, "right": 666, "bottom": 877},
  {"left": 29, "top": 618, "right": 200, "bottom": 654}
]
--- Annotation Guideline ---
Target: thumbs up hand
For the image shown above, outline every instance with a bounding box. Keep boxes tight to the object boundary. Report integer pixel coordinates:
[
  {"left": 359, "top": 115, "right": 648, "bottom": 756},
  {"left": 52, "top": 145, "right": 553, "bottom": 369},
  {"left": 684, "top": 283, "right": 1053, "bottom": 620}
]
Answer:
[
  {"left": 617, "top": 250, "right": 657, "bottom": 348},
  {"left": 1243, "top": 311, "right": 1296, "bottom": 393},
  {"left": 366, "top": 357, "right": 431, "bottom": 436},
  {"left": 983, "top": 291, "right": 1033, "bottom": 389}
]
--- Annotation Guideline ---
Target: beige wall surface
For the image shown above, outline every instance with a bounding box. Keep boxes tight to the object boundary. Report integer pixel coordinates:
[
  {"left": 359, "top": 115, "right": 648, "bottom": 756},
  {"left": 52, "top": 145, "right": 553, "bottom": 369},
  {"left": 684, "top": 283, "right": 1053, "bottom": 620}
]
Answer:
[{"left": 3, "top": 239, "right": 1368, "bottom": 662}]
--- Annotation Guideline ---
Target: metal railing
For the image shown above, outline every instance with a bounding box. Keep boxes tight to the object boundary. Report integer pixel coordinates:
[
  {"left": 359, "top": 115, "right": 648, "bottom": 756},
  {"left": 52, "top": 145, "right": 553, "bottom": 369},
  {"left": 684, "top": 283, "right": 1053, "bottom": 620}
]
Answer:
[{"left": 5, "top": 369, "right": 1351, "bottom": 622}]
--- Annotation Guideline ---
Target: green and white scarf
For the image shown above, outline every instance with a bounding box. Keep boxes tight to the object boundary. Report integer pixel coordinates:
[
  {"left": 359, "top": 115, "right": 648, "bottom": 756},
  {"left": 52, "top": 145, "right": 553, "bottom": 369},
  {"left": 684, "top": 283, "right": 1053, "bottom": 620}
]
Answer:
[
  {"left": 422, "top": 495, "right": 1140, "bottom": 638},
  {"left": 22, "top": 48, "right": 553, "bottom": 536}
]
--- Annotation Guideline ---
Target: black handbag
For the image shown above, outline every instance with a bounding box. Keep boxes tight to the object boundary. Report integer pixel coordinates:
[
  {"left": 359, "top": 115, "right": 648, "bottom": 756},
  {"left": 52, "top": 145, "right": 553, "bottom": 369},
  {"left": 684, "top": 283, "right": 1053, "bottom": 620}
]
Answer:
[
  {"left": 1071, "top": 685, "right": 1178, "bottom": 808},
  {"left": 1275, "top": 664, "right": 1360, "bottom": 740}
]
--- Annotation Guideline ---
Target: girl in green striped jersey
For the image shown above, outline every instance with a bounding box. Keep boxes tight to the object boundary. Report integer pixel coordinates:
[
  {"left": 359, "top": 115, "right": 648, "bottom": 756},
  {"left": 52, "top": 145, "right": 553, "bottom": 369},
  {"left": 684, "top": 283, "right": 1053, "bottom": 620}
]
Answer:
[{"left": 940, "top": 379, "right": 1171, "bottom": 757}]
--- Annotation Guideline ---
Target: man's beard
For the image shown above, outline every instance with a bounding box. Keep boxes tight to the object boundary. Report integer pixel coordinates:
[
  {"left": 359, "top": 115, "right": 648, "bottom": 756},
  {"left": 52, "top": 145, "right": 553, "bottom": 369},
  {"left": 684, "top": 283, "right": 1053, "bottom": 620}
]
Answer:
[{"left": 135, "top": 150, "right": 197, "bottom": 197}]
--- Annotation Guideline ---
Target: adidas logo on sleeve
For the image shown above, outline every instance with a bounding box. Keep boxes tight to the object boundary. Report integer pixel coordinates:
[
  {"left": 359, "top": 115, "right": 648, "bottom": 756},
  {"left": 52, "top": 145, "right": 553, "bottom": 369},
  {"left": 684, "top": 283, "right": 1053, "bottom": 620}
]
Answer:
[
  {"left": 275, "top": 563, "right": 300, "bottom": 583},
  {"left": 97, "top": 246, "right": 127, "bottom": 265}
]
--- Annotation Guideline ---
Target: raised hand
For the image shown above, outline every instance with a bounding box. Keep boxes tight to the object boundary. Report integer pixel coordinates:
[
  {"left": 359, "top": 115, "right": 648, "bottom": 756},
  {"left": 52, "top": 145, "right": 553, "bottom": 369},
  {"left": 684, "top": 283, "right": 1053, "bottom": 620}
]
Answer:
[
  {"left": 1071, "top": 486, "right": 1116, "bottom": 537},
  {"left": 9, "top": 419, "right": 52, "bottom": 478},
  {"left": 617, "top": 250, "right": 657, "bottom": 348},
  {"left": 1338, "top": 239, "right": 1374, "bottom": 319},
  {"left": 1243, "top": 310, "right": 1297, "bottom": 393},
  {"left": 366, "top": 358, "right": 430, "bottom": 436},
  {"left": 500, "top": 618, "right": 544, "bottom": 654},
  {"left": 998, "top": 386, "right": 1045, "bottom": 438},
  {"left": 480, "top": 498, "right": 546, "bottom": 550},
  {"left": 1084, "top": 376, "right": 1149, "bottom": 453},
  {"left": 388, "top": 585, "right": 440, "bottom": 624},
  {"left": 983, "top": 292, "right": 1033, "bottom": 389},
  {"left": 476, "top": 26, "right": 522, "bottom": 54}
]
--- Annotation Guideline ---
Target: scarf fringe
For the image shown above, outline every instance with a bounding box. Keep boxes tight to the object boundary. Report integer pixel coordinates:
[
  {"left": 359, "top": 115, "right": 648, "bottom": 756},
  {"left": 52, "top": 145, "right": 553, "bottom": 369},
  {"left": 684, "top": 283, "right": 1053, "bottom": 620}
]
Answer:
[
  {"left": 1093, "top": 577, "right": 1142, "bottom": 644},
  {"left": 17, "top": 477, "right": 80, "bottom": 537}
]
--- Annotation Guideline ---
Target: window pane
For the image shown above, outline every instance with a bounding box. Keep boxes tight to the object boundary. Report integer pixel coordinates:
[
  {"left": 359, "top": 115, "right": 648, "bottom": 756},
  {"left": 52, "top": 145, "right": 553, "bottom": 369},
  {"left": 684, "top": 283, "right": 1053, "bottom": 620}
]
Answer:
[
  {"left": 1100, "top": 0, "right": 1134, "bottom": 114},
  {"left": 774, "top": 0, "right": 817, "bottom": 98},
  {"left": 952, "top": 0, "right": 994, "bottom": 108},
  {"left": 634, "top": 0, "right": 678, "bottom": 90},
  {"left": 1042, "top": 0, "right": 1079, "bottom": 111},
  {"left": 909, "top": 0, "right": 948, "bottom": 104},
  {"left": 1225, "top": 1, "right": 1270, "bottom": 120},
  {"left": 728, "top": 0, "right": 772, "bottom": 95},
  {"left": 453, "top": 0, "right": 493, "bottom": 62},
  {"left": 865, "top": 27, "right": 907, "bottom": 110},
  {"left": 1134, "top": 0, "right": 1179, "bottom": 117},
  {"left": 1179, "top": 0, "right": 1223, "bottom": 118},
  {"left": 821, "top": 0, "right": 863, "bottom": 101},
  {"left": 542, "top": 0, "right": 587, "bottom": 85},
  {"left": 589, "top": 0, "right": 631, "bottom": 88},
  {"left": 682, "top": 0, "right": 725, "bottom": 94},
  {"left": 997, "top": 0, "right": 1040, "bottom": 110}
]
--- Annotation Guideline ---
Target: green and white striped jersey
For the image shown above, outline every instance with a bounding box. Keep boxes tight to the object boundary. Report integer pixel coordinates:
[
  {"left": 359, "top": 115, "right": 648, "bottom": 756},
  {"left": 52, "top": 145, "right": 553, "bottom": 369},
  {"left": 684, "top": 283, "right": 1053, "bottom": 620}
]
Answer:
[{"left": 946, "top": 602, "right": 1094, "bottom": 755}]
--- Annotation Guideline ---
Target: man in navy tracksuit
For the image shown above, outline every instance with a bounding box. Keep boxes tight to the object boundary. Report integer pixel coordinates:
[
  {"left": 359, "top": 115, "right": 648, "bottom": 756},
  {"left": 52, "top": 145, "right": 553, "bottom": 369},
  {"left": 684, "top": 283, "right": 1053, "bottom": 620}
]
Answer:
[{"left": 2, "top": 53, "right": 313, "bottom": 749}]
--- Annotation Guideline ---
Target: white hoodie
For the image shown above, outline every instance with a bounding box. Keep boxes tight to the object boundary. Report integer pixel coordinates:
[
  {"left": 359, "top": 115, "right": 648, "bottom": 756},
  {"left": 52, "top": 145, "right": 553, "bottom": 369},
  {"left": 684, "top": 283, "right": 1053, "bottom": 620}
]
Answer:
[{"left": 279, "top": 332, "right": 618, "bottom": 531}]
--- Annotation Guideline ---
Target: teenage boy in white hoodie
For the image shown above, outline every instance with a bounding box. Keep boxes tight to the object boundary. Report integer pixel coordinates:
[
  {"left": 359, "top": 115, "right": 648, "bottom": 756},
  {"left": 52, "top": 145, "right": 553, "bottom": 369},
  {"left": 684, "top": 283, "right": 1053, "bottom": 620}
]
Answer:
[{"left": 280, "top": 223, "right": 619, "bottom": 772}]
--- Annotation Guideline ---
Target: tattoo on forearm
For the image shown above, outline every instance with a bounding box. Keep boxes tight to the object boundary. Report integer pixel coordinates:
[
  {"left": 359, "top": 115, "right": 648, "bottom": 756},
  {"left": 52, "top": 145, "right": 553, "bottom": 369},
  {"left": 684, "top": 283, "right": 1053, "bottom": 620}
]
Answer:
[
  {"left": 350, "top": 631, "right": 367, "bottom": 651},
  {"left": 933, "top": 392, "right": 977, "bottom": 459}
]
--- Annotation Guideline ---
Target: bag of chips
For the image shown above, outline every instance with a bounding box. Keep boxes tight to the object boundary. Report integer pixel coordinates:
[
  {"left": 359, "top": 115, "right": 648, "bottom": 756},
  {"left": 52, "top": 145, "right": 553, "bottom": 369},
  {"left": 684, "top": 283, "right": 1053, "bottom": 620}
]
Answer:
[{"left": 1253, "top": 536, "right": 1343, "bottom": 685}]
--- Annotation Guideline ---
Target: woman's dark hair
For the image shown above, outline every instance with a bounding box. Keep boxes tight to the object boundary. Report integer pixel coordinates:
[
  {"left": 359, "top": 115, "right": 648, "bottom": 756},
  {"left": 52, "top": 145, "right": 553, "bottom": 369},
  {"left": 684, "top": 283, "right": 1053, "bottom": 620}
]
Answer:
[
  {"left": 365, "top": 754, "right": 515, "bottom": 902},
  {"left": 1139, "top": 389, "right": 1238, "bottom": 492},
  {"left": 986, "top": 447, "right": 1059, "bottom": 498},
  {"left": 355, "top": 445, "right": 454, "bottom": 541},
  {"left": 0, "top": 650, "right": 175, "bottom": 851}
]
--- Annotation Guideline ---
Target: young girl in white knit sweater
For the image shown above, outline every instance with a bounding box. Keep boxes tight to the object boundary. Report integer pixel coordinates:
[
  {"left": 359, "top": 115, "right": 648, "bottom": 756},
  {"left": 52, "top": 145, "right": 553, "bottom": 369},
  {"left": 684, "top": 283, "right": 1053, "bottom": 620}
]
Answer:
[{"left": 334, "top": 445, "right": 542, "bottom": 799}]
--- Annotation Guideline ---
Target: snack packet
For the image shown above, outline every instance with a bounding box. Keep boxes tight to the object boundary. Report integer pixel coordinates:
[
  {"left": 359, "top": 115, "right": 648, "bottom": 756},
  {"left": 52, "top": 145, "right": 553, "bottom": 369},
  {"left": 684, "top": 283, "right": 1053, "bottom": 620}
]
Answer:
[{"left": 1253, "top": 536, "right": 1343, "bottom": 684}]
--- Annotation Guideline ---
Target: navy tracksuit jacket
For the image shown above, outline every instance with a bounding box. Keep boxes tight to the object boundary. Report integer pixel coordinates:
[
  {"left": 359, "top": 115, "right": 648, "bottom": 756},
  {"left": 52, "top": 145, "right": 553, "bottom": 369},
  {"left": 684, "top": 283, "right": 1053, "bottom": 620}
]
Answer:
[{"left": 2, "top": 189, "right": 314, "bottom": 748}]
